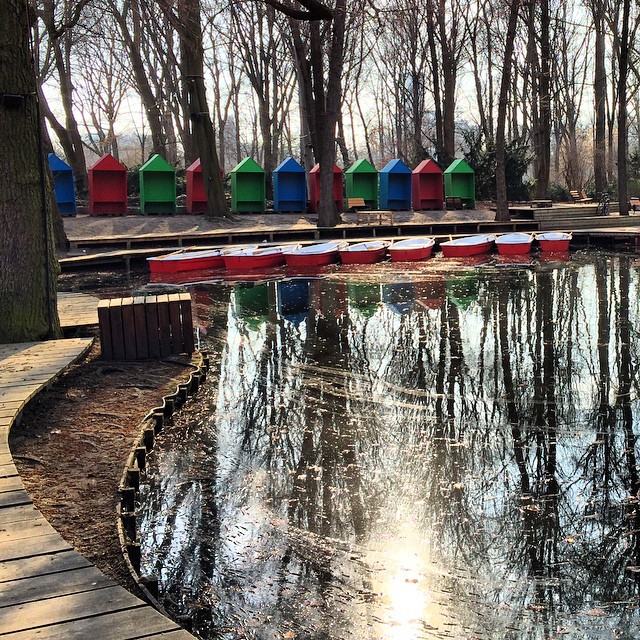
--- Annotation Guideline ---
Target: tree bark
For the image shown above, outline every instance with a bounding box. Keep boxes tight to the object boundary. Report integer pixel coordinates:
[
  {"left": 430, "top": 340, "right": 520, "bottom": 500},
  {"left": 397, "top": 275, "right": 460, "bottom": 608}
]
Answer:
[
  {"left": 495, "top": 0, "right": 520, "bottom": 222},
  {"left": 593, "top": 0, "right": 607, "bottom": 194},
  {"left": 618, "top": 0, "right": 631, "bottom": 215},
  {"left": 177, "top": 0, "right": 229, "bottom": 218},
  {"left": 0, "top": 0, "right": 61, "bottom": 342}
]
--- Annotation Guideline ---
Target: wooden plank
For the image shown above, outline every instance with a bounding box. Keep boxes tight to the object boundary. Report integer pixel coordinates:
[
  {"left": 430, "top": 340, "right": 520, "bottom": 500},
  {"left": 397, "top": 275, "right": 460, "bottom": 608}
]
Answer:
[
  {"left": 168, "top": 294, "right": 184, "bottom": 354},
  {"left": 0, "top": 516, "right": 56, "bottom": 543},
  {"left": 0, "top": 585, "right": 143, "bottom": 635},
  {"left": 109, "top": 299, "right": 126, "bottom": 361},
  {"left": 0, "top": 475, "right": 23, "bottom": 493},
  {"left": 157, "top": 295, "right": 171, "bottom": 358},
  {"left": 120, "top": 297, "right": 137, "bottom": 360},
  {"left": 0, "top": 566, "right": 113, "bottom": 609},
  {"left": 145, "top": 296, "right": 160, "bottom": 359},
  {"left": 0, "top": 605, "right": 184, "bottom": 640},
  {"left": 0, "top": 489, "right": 32, "bottom": 509},
  {"left": 137, "top": 631, "right": 196, "bottom": 639},
  {"left": 0, "top": 462, "right": 19, "bottom": 479},
  {"left": 0, "top": 532, "right": 71, "bottom": 562},
  {"left": 0, "top": 503, "right": 39, "bottom": 526},
  {"left": 179, "top": 293, "right": 194, "bottom": 354},
  {"left": 97, "top": 299, "right": 114, "bottom": 361},
  {"left": 0, "top": 549, "right": 92, "bottom": 583},
  {"left": 132, "top": 297, "right": 149, "bottom": 359}
]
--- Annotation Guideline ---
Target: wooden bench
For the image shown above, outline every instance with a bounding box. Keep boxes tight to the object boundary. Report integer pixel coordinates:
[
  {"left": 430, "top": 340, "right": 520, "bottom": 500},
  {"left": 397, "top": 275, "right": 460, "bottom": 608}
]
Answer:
[
  {"left": 348, "top": 197, "right": 393, "bottom": 225},
  {"left": 530, "top": 199, "right": 552, "bottom": 208},
  {"left": 629, "top": 197, "right": 640, "bottom": 211},
  {"left": 98, "top": 294, "right": 194, "bottom": 360},
  {"left": 570, "top": 190, "right": 593, "bottom": 204},
  {"left": 445, "top": 196, "right": 463, "bottom": 210}
]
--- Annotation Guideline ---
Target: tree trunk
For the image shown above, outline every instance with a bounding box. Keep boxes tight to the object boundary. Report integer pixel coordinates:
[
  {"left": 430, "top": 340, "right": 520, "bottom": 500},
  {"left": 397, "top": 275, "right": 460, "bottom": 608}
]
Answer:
[
  {"left": 495, "top": 0, "right": 521, "bottom": 222},
  {"left": 593, "top": 0, "right": 607, "bottom": 194},
  {"left": 618, "top": 0, "right": 631, "bottom": 215},
  {"left": 317, "top": 0, "right": 346, "bottom": 227},
  {"left": 0, "top": 0, "right": 61, "bottom": 342},
  {"left": 178, "top": 0, "right": 229, "bottom": 218}
]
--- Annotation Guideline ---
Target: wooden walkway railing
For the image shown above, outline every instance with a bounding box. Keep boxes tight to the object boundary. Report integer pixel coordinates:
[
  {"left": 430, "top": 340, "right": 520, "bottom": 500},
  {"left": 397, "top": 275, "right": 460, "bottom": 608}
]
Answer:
[{"left": 0, "top": 337, "right": 195, "bottom": 638}]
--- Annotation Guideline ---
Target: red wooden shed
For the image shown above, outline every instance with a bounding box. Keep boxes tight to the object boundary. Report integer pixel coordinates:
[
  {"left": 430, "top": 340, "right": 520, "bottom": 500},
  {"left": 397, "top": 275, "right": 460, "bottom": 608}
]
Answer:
[
  {"left": 308, "top": 163, "right": 343, "bottom": 213},
  {"left": 88, "top": 153, "right": 128, "bottom": 216},
  {"left": 412, "top": 159, "right": 443, "bottom": 211},
  {"left": 186, "top": 158, "right": 206, "bottom": 213}
]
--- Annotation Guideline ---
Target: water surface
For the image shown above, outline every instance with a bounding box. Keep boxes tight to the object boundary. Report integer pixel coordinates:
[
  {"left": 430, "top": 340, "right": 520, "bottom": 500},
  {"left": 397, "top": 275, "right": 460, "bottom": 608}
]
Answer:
[{"left": 139, "top": 252, "right": 640, "bottom": 639}]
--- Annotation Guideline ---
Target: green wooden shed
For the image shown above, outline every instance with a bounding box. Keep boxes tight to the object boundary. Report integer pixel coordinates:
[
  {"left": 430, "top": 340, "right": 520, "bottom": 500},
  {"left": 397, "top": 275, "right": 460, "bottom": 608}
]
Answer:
[
  {"left": 345, "top": 159, "right": 378, "bottom": 209},
  {"left": 443, "top": 159, "right": 475, "bottom": 208},
  {"left": 231, "top": 157, "right": 266, "bottom": 213},
  {"left": 139, "top": 154, "right": 176, "bottom": 215}
]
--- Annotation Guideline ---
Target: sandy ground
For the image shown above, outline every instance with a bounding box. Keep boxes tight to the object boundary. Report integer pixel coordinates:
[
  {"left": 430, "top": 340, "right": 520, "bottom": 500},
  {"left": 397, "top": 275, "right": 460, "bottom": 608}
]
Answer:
[{"left": 62, "top": 208, "right": 497, "bottom": 241}]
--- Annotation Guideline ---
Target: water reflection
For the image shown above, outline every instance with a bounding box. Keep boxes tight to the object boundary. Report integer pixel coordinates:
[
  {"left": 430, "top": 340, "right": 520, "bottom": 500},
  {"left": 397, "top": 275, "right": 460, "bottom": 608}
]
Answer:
[{"left": 138, "top": 251, "right": 640, "bottom": 639}]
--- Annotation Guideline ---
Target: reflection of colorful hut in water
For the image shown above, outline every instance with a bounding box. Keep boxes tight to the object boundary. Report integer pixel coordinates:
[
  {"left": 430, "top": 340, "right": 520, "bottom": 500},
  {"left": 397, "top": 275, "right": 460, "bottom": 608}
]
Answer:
[
  {"left": 310, "top": 280, "right": 347, "bottom": 317},
  {"left": 382, "top": 282, "right": 415, "bottom": 315},
  {"left": 414, "top": 278, "right": 446, "bottom": 310},
  {"left": 277, "top": 279, "right": 310, "bottom": 325},
  {"left": 347, "top": 283, "right": 381, "bottom": 318},
  {"left": 445, "top": 271, "right": 479, "bottom": 309},
  {"left": 233, "top": 283, "right": 269, "bottom": 329}
]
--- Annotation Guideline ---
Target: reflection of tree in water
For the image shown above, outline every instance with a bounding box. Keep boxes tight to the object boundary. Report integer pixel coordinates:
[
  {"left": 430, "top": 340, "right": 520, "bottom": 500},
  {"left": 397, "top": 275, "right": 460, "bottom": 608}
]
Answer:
[{"left": 138, "top": 256, "right": 640, "bottom": 639}]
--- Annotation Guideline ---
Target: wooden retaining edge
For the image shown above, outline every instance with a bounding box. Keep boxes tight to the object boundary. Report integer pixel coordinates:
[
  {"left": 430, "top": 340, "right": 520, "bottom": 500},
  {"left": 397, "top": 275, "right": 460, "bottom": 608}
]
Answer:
[{"left": 116, "top": 350, "right": 210, "bottom": 628}]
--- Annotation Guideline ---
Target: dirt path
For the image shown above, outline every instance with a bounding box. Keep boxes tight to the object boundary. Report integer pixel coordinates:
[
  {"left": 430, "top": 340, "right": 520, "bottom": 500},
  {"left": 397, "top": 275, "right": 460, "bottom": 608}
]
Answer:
[{"left": 9, "top": 340, "right": 194, "bottom": 596}]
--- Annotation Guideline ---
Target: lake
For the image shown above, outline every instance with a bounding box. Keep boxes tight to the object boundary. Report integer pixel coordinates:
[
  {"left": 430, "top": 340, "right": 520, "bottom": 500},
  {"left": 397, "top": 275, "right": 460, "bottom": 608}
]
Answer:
[{"left": 138, "top": 251, "right": 640, "bottom": 639}]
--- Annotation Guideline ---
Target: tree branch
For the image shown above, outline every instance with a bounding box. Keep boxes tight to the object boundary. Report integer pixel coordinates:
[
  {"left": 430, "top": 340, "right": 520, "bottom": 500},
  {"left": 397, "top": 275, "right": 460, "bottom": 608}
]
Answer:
[{"left": 260, "top": 0, "right": 333, "bottom": 22}]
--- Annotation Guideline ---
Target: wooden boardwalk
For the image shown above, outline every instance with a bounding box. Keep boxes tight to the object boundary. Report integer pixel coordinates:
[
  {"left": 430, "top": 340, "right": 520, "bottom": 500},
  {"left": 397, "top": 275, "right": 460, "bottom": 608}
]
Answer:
[{"left": 0, "top": 301, "right": 195, "bottom": 638}]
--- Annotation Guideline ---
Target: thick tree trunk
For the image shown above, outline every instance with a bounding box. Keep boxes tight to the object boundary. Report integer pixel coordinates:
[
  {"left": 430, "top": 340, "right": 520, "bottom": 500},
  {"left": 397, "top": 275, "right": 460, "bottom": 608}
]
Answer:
[
  {"left": 593, "top": 0, "right": 607, "bottom": 194},
  {"left": 179, "top": 0, "right": 229, "bottom": 218},
  {"left": 618, "top": 0, "right": 630, "bottom": 215},
  {"left": 495, "top": 0, "right": 521, "bottom": 222},
  {"left": 316, "top": 0, "right": 346, "bottom": 227},
  {"left": 0, "top": 0, "right": 61, "bottom": 342}
]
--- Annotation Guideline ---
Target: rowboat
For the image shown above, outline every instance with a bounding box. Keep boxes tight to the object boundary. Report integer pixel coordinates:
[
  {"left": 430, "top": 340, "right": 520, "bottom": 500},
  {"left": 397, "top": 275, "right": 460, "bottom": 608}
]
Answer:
[
  {"left": 338, "top": 240, "right": 390, "bottom": 264},
  {"left": 223, "top": 244, "right": 299, "bottom": 270},
  {"left": 148, "top": 248, "right": 227, "bottom": 273},
  {"left": 536, "top": 231, "right": 572, "bottom": 252},
  {"left": 389, "top": 237, "right": 435, "bottom": 262},
  {"left": 495, "top": 232, "right": 534, "bottom": 255},
  {"left": 439, "top": 234, "right": 496, "bottom": 258},
  {"left": 284, "top": 240, "right": 348, "bottom": 268}
]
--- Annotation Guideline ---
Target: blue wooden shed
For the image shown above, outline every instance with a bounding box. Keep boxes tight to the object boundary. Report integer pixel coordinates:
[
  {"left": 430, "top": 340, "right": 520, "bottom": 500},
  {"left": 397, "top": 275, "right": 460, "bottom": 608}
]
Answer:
[
  {"left": 48, "top": 153, "right": 76, "bottom": 215},
  {"left": 273, "top": 157, "right": 306, "bottom": 212},
  {"left": 379, "top": 158, "right": 412, "bottom": 210}
]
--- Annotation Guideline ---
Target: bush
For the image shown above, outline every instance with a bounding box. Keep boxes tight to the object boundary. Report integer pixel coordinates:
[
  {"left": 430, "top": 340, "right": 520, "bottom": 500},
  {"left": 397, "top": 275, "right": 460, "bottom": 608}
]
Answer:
[
  {"left": 462, "top": 129, "right": 532, "bottom": 202},
  {"left": 547, "top": 183, "right": 570, "bottom": 202}
]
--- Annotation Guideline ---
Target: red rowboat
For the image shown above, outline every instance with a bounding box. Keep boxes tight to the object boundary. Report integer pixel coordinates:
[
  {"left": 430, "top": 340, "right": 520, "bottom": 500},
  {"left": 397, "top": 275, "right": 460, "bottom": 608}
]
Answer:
[
  {"left": 338, "top": 240, "right": 390, "bottom": 264},
  {"left": 389, "top": 237, "right": 435, "bottom": 262},
  {"left": 495, "top": 233, "right": 534, "bottom": 255},
  {"left": 536, "top": 231, "right": 572, "bottom": 252},
  {"left": 285, "top": 240, "right": 349, "bottom": 268},
  {"left": 223, "top": 244, "right": 299, "bottom": 270},
  {"left": 147, "top": 248, "right": 226, "bottom": 273},
  {"left": 439, "top": 234, "right": 496, "bottom": 258}
]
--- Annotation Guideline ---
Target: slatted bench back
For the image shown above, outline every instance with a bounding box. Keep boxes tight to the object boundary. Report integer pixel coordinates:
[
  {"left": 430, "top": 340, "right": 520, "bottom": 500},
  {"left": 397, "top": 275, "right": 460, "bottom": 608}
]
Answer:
[{"left": 98, "top": 293, "right": 194, "bottom": 360}]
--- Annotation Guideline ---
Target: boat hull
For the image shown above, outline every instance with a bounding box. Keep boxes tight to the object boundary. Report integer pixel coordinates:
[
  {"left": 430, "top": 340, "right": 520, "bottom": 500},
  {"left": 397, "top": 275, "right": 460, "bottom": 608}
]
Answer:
[
  {"left": 441, "top": 241, "right": 494, "bottom": 258},
  {"left": 538, "top": 239, "right": 570, "bottom": 252},
  {"left": 148, "top": 252, "right": 224, "bottom": 273},
  {"left": 496, "top": 242, "right": 532, "bottom": 256},
  {"left": 390, "top": 245, "right": 434, "bottom": 262},
  {"left": 223, "top": 252, "right": 286, "bottom": 270},
  {"left": 339, "top": 247, "right": 388, "bottom": 264},
  {"left": 284, "top": 241, "right": 346, "bottom": 268}
]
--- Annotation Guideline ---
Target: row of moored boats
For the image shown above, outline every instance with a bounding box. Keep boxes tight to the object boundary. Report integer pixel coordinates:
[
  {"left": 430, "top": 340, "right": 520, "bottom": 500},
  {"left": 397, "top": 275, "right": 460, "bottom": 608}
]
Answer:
[{"left": 147, "top": 231, "right": 572, "bottom": 274}]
